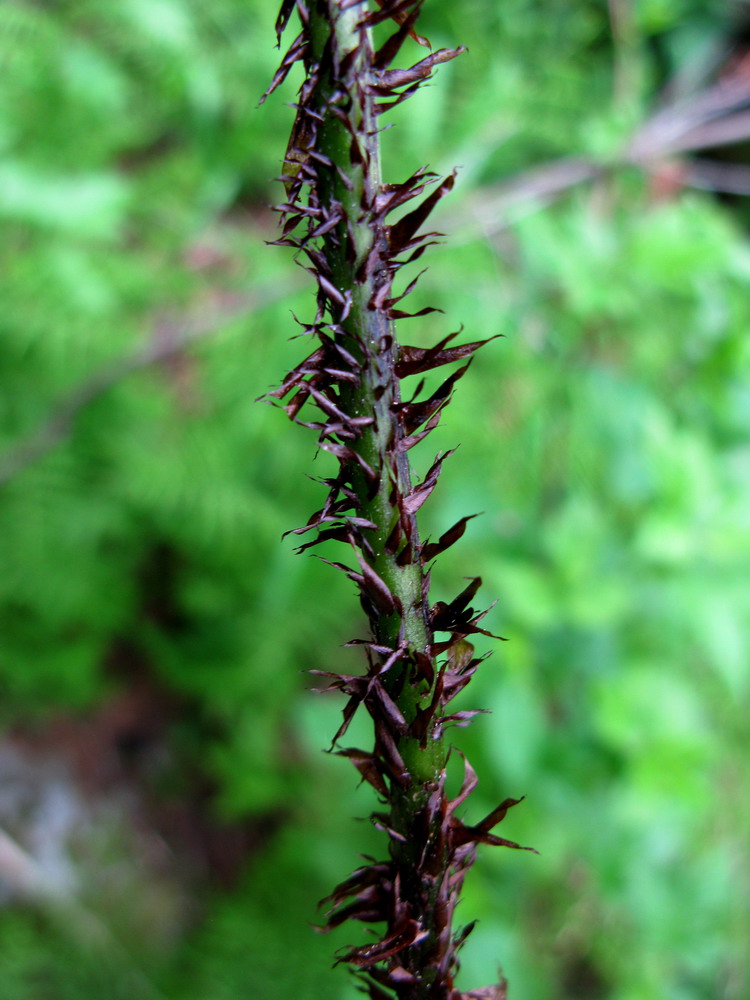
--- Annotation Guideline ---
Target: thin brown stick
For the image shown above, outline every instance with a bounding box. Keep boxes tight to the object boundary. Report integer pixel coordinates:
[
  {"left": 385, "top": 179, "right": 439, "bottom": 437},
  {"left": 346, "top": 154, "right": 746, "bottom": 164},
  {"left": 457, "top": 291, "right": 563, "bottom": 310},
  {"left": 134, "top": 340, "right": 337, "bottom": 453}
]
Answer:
[{"left": 0, "top": 280, "right": 302, "bottom": 490}]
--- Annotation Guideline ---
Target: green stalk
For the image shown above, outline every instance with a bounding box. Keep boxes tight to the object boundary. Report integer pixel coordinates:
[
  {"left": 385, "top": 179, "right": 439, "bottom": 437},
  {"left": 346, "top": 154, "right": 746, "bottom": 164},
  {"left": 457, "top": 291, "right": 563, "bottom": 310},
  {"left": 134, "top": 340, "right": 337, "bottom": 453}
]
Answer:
[
  {"left": 307, "top": 13, "right": 446, "bottom": 988},
  {"left": 307, "top": 0, "right": 440, "bottom": 781},
  {"left": 266, "top": 3, "right": 533, "bottom": 996}
]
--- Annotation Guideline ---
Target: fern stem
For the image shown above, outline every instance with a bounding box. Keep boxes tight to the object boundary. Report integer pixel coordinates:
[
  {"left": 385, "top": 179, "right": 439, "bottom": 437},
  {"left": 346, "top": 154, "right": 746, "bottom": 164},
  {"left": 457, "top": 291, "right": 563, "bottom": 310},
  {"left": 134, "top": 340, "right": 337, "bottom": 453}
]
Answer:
[
  {"left": 308, "top": 0, "right": 438, "bottom": 767},
  {"left": 266, "top": 2, "right": 533, "bottom": 996}
]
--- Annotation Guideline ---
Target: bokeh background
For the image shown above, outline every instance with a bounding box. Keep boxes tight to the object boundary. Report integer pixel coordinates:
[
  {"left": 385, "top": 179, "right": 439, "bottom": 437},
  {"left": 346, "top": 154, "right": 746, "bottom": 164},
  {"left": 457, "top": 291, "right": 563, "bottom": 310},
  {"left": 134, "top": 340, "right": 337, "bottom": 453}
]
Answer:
[{"left": 1, "top": 0, "right": 749, "bottom": 997}]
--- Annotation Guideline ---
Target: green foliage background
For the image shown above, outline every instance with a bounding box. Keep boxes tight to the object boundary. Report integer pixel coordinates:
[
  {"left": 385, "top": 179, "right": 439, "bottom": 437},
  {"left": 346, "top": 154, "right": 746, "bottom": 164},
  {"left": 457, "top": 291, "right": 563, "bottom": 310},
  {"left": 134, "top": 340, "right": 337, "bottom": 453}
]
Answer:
[{"left": 0, "top": 1, "right": 748, "bottom": 998}]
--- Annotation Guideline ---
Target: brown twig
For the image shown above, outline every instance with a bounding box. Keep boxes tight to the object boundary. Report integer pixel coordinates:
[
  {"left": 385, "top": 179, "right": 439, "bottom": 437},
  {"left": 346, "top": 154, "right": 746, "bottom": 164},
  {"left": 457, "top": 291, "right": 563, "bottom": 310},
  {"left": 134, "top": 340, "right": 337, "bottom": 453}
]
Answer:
[
  {"left": 0, "top": 280, "right": 302, "bottom": 490},
  {"left": 447, "top": 68, "right": 750, "bottom": 240}
]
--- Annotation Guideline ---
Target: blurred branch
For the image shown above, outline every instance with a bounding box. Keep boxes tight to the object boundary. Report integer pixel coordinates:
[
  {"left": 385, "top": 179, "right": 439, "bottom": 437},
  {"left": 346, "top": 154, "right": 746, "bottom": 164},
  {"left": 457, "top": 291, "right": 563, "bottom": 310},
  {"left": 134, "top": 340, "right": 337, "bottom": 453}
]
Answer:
[
  {"left": 628, "top": 72, "right": 750, "bottom": 159},
  {"left": 451, "top": 158, "right": 605, "bottom": 235},
  {"left": 447, "top": 67, "right": 750, "bottom": 239},
  {"left": 0, "top": 824, "right": 68, "bottom": 902},
  {"left": 685, "top": 157, "right": 750, "bottom": 195},
  {"left": 0, "top": 823, "right": 169, "bottom": 1000},
  {"left": 0, "top": 279, "right": 302, "bottom": 490}
]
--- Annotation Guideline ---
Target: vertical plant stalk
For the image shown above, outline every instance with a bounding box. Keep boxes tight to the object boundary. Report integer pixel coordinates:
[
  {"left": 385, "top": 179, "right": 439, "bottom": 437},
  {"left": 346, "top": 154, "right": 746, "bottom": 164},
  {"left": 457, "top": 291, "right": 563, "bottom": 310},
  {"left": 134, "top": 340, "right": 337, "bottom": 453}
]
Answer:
[{"left": 263, "top": 3, "right": 535, "bottom": 998}]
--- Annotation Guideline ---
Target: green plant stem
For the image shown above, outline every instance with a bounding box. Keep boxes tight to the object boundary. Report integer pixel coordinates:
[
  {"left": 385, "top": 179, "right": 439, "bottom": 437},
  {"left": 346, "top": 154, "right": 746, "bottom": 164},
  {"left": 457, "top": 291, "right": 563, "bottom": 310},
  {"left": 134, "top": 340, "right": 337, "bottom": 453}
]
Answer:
[
  {"left": 308, "top": 0, "right": 441, "bottom": 775},
  {"left": 307, "top": 2, "right": 448, "bottom": 990}
]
